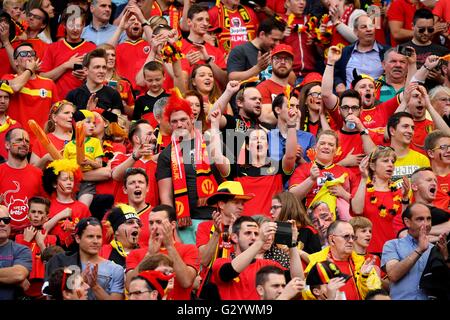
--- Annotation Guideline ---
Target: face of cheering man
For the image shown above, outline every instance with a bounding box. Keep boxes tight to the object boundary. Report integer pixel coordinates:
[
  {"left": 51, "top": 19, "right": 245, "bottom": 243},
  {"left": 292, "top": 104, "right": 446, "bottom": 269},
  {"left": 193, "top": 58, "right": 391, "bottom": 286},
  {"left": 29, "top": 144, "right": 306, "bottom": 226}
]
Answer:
[
  {"left": 188, "top": 10, "right": 209, "bottom": 37},
  {"left": 237, "top": 87, "right": 262, "bottom": 120},
  {"left": 14, "top": 44, "right": 37, "bottom": 73},
  {"left": 315, "top": 133, "right": 337, "bottom": 165},
  {"left": 124, "top": 173, "right": 149, "bottom": 206},
  {"left": 354, "top": 78, "right": 376, "bottom": 108},
  {"left": 169, "top": 110, "right": 194, "bottom": 140},
  {"left": 389, "top": 116, "right": 414, "bottom": 148},
  {"left": 6, "top": 128, "right": 30, "bottom": 161}
]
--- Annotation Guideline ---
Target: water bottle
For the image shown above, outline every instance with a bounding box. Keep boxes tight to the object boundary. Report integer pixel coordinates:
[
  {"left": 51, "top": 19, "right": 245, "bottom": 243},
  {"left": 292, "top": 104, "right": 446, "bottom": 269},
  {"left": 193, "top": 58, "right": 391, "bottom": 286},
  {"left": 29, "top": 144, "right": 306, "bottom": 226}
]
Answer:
[{"left": 346, "top": 121, "right": 356, "bottom": 130}]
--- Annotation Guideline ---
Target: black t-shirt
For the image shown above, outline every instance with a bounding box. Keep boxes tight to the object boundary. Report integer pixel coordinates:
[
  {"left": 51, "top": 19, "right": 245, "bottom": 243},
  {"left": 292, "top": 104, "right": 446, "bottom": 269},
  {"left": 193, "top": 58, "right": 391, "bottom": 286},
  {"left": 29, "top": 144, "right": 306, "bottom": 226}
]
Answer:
[
  {"left": 66, "top": 84, "right": 124, "bottom": 113},
  {"left": 227, "top": 41, "right": 260, "bottom": 74},
  {"left": 156, "top": 141, "right": 214, "bottom": 220},
  {"left": 298, "top": 226, "right": 322, "bottom": 254},
  {"left": 403, "top": 41, "right": 449, "bottom": 69},
  {"left": 132, "top": 91, "right": 169, "bottom": 120}
]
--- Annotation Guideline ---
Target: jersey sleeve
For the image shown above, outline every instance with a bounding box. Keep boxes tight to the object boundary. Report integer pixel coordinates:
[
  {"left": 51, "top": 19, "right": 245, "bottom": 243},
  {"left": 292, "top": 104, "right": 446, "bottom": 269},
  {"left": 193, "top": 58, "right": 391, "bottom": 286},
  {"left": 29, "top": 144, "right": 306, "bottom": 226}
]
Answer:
[
  {"left": 288, "top": 164, "right": 310, "bottom": 188},
  {"left": 196, "top": 221, "right": 212, "bottom": 248},
  {"left": 386, "top": 2, "right": 404, "bottom": 22}
]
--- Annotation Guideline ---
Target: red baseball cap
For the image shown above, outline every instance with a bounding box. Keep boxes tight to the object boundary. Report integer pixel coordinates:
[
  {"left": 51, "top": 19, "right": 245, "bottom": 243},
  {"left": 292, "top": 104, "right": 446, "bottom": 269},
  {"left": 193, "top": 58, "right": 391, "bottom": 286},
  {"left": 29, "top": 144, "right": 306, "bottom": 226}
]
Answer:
[
  {"left": 271, "top": 44, "right": 294, "bottom": 58},
  {"left": 296, "top": 72, "right": 323, "bottom": 90}
]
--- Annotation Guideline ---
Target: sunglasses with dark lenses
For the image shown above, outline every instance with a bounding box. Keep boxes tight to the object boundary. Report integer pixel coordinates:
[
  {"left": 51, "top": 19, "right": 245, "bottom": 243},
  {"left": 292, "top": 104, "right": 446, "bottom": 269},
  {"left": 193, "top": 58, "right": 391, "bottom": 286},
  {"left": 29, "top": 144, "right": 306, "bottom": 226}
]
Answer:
[
  {"left": 0, "top": 217, "right": 11, "bottom": 224},
  {"left": 27, "top": 12, "right": 44, "bottom": 21},
  {"left": 15, "top": 50, "right": 37, "bottom": 59},
  {"left": 417, "top": 27, "right": 434, "bottom": 34}
]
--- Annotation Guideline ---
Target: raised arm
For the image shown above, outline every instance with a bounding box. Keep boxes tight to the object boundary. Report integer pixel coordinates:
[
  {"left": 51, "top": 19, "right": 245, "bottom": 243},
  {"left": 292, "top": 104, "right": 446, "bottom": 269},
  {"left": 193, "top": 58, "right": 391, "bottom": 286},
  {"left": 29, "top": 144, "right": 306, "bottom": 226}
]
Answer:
[
  {"left": 281, "top": 108, "right": 299, "bottom": 173},
  {"left": 322, "top": 46, "right": 341, "bottom": 110},
  {"left": 289, "top": 163, "right": 320, "bottom": 201},
  {"left": 351, "top": 156, "right": 369, "bottom": 214},
  {"left": 228, "top": 50, "right": 270, "bottom": 82},
  {"left": 208, "top": 109, "right": 230, "bottom": 177},
  {"left": 388, "top": 20, "right": 413, "bottom": 45}
]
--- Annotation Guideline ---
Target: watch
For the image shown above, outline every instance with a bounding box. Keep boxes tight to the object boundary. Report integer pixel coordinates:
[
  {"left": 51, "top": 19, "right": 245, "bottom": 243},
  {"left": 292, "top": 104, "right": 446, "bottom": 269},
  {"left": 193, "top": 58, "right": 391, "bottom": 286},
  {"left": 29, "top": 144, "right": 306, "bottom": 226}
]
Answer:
[
  {"left": 288, "top": 241, "right": 298, "bottom": 248},
  {"left": 360, "top": 129, "right": 369, "bottom": 136},
  {"left": 141, "top": 21, "right": 150, "bottom": 28},
  {"left": 205, "top": 56, "right": 212, "bottom": 64}
]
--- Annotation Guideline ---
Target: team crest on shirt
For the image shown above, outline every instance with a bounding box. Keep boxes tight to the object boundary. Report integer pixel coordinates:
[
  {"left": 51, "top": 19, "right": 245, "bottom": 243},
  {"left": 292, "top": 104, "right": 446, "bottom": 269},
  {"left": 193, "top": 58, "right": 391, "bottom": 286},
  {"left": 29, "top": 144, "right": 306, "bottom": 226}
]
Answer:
[
  {"left": 39, "top": 88, "right": 48, "bottom": 98},
  {"left": 425, "top": 124, "right": 434, "bottom": 133},
  {"left": 143, "top": 46, "right": 151, "bottom": 54}
]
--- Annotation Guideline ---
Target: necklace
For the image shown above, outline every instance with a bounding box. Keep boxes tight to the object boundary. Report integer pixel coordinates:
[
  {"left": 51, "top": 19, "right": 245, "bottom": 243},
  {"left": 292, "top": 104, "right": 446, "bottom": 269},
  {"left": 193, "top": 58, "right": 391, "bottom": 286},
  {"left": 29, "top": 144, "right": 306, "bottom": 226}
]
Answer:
[{"left": 366, "top": 177, "right": 401, "bottom": 218}]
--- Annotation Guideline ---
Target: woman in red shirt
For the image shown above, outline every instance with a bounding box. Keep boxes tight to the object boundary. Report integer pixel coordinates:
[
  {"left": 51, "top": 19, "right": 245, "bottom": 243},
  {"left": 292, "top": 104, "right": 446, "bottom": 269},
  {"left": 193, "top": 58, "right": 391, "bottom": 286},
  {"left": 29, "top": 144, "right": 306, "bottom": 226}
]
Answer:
[{"left": 350, "top": 146, "right": 410, "bottom": 255}]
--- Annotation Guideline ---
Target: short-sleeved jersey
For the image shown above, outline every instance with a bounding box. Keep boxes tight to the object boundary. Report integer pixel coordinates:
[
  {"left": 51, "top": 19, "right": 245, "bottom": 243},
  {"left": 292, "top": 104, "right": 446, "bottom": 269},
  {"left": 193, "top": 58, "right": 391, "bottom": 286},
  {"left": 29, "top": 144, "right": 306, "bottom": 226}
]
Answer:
[
  {"left": 360, "top": 96, "right": 400, "bottom": 132},
  {"left": 2, "top": 74, "right": 59, "bottom": 136},
  {"left": 116, "top": 39, "right": 151, "bottom": 89},
  {"left": 180, "top": 38, "right": 227, "bottom": 74},
  {"left": 40, "top": 39, "right": 96, "bottom": 98},
  {"left": 126, "top": 243, "right": 200, "bottom": 300},
  {"left": 410, "top": 118, "right": 434, "bottom": 155},
  {"left": 63, "top": 137, "right": 104, "bottom": 171},
  {"left": 392, "top": 149, "right": 431, "bottom": 182},
  {"left": 434, "top": 174, "right": 450, "bottom": 211},
  {"left": 256, "top": 79, "right": 289, "bottom": 105},
  {"left": 0, "top": 163, "right": 44, "bottom": 235}
]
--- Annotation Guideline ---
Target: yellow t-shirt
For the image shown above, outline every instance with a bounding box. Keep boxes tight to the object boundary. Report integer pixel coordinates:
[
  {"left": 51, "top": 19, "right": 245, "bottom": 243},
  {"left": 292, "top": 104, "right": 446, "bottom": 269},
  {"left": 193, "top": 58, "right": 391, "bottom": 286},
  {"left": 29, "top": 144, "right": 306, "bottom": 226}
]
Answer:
[
  {"left": 63, "top": 137, "right": 104, "bottom": 171},
  {"left": 392, "top": 149, "right": 430, "bottom": 182}
]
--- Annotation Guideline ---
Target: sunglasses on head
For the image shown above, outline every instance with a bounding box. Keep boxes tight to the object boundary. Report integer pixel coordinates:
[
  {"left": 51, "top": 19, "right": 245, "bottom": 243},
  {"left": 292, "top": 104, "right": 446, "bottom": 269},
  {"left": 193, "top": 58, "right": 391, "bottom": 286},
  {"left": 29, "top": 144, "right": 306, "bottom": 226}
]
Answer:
[
  {"left": 0, "top": 217, "right": 11, "bottom": 224},
  {"left": 15, "top": 50, "right": 36, "bottom": 59},
  {"left": 417, "top": 27, "right": 434, "bottom": 34}
]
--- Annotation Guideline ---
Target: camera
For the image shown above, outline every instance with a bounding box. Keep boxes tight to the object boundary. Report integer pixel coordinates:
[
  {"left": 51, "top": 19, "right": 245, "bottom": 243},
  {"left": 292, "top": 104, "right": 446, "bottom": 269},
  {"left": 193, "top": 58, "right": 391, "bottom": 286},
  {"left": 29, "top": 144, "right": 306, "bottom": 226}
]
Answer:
[
  {"left": 274, "top": 221, "right": 293, "bottom": 246},
  {"left": 397, "top": 45, "right": 414, "bottom": 57},
  {"left": 73, "top": 63, "right": 83, "bottom": 71}
]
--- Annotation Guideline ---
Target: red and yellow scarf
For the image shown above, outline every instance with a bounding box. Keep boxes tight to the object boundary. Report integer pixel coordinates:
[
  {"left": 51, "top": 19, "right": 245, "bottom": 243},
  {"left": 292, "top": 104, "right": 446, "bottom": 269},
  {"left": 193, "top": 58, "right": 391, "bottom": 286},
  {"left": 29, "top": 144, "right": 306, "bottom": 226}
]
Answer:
[{"left": 171, "top": 130, "right": 217, "bottom": 227}]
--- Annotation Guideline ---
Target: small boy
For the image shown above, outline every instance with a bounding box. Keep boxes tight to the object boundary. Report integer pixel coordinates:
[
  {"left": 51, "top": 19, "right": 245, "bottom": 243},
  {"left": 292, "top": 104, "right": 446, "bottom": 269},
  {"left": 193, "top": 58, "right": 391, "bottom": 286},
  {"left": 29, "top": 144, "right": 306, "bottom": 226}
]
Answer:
[
  {"left": 304, "top": 260, "right": 350, "bottom": 300},
  {"left": 2, "top": 0, "right": 23, "bottom": 22},
  {"left": 132, "top": 61, "right": 169, "bottom": 126},
  {"left": 63, "top": 109, "right": 104, "bottom": 207},
  {"left": 15, "top": 196, "right": 57, "bottom": 299}
]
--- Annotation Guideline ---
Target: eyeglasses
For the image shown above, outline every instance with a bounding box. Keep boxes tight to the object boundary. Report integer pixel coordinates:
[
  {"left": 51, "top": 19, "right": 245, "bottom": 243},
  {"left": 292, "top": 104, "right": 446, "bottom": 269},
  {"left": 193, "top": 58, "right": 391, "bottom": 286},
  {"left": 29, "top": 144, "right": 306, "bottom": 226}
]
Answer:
[
  {"left": 15, "top": 50, "right": 36, "bottom": 59},
  {"left": 340, "top": 105, "right": 361, "bottom": 112},
  {"left": 270, "top": 205, "right": 282, "bottom": 211},
  {"left": 432, "top": 144, "right": 450, "bottom": 152},
  {"left": 272, "top": 56, "right": 293, "bottom": 63},
  {"left": 332, "top": 234, "right": 357, "bottom": 242},
  {"left": 417, "top": 27, "right": 434, "bottom": 34},
  {"left": 128, "top": 290, "right": 152, "bottom": 297},
  {"left": 0, "top": 217, "right": 11, "bottom": 224},
  {"left": 27, "top": 12, "right": 44, "bottom": 21},
  {"left": 308, "top": 92, "right": 322, "bottom": 98}
]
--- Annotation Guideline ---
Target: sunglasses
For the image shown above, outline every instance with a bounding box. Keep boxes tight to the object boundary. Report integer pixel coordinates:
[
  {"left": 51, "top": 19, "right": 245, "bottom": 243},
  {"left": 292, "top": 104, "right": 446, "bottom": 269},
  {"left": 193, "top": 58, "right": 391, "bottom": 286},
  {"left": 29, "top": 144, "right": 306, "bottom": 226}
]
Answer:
[
  {"left": 333, "top": 234, "right": 357, "bottom": 242},
  {"left": 417, "top": 27, "right": 434, "bottom": 34},
  {"left": 15, "top": 50, "right": 36, "bottom": 59},
  {"left": 0, "top": 217, "right": 11, "bottom": 224},
  {"left": 27, "top": 12, "right": 44, "bottom": 21}
]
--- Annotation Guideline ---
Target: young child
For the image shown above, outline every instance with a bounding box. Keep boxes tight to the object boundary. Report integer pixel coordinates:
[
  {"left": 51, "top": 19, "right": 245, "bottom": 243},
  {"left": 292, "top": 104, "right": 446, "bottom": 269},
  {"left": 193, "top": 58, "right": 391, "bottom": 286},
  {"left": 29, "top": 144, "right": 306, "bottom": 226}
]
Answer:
[
  {"left": 2, "top": 0, "right": 23, "bottom": 21},
  {"left": 132, "top": 61, "right": 169, "bottom": 126},
  {"left": 15, "top": 196, "right": 57, "bottom": 299},
  {"left": 63, "top": 110, "right": 103, "bottom": 207},
  {"left": 304, "top": 260, "right": 350, "bottom": 300}
]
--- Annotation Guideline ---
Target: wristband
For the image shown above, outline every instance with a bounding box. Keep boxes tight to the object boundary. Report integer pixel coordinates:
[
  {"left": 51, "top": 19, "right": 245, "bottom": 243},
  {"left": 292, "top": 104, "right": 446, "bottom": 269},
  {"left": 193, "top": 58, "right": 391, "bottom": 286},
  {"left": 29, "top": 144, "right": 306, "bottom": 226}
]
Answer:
[
  {"left": 401, "top": 198, "right": 410, "bottom": 204},
  {"left": 205, "top": 56, "right": 212, "bottom": 64},
  {"left": 287, "top": 124, "right": 296, "bottom": 128},
  {"left": 327, "top": 63, "right": 334, "bottom": 67},
  {"left": 414, "top": 249, "right": 422, "bottom": 257},
  {"left": 131, "top": 152, "right": 140, "bottom": 161},
  {"left": 423, "top": 65, "right": 432, "bottom": 71},
  {"left": 25, "top": 68, "right": 33, "bottom": 75}
]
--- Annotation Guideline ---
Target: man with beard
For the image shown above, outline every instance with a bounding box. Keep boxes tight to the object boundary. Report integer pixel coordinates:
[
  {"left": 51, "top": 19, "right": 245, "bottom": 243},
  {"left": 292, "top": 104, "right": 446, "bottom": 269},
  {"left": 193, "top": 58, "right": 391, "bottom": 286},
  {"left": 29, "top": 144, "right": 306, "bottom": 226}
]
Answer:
[
  {"left": 40, "top": 8, "right": 96, "bottom": 99},
  {"left": 2, "top": 42, "right": 59, "bottom": 137},
  {"left": 66, "top": 48, "right": 124, "bottom": 114},
  {"left": 424, "top": 130, "right": 450, "bottom": 211},
  {"left": 111, "top": 120, "right": 159, "bottom": 208},
  {"left": 227, "top": 17, "right": 285, "bottom": 83},
  {"left": 256, "top": 44, "right": 294, "bottom": 127},
  {"left": 0, "top": 205, "right": 32, "bottom": 300},
  {"left": 157, "top": 91, "right": 218, "bottom": 244},
  {"left": 100, "top": 204, "right": 142, "bottom": 268},
  {"left": 114, "top": 5, "right": 153, "bottom": 90},
  {"left": 82, "top": 0, "right": 126, "bottom": 46},
  {"left": 404, "top": 85, "right": 450, "bottom": 155},
  {"left": 323, "top": 46, "right": 404, "bottom": 134},
  {"left": 23, "top": 7, "right": 49, "bottom": 60},
  {"left": 388, "top": 112, "right": 430, "bottom": 183},
  {"left": 381, "top": 203, "right": 447, "bottom": 300},
  {"left": 0, "top": 128, "right": 44, "bottom": 238},
  {"left": 125, "top": 204, "right": 200, "bottom": 300}
]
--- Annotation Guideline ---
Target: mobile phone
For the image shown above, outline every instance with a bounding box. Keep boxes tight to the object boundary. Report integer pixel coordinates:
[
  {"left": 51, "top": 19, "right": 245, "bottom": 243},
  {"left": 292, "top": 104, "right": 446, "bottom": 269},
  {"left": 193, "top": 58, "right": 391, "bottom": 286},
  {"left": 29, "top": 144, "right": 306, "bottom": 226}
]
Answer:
[
  {"left": 397, "top": 45, "right": 413, "bottom": 57},
  {"left": 73, "top": 63, "right": 83, "bottom": 71},
  {"left": 274, "top": 221, "right": 293, "bottom": 246},
  {"left": 108, "top": 80, "right": 118, "bottom": 89}
]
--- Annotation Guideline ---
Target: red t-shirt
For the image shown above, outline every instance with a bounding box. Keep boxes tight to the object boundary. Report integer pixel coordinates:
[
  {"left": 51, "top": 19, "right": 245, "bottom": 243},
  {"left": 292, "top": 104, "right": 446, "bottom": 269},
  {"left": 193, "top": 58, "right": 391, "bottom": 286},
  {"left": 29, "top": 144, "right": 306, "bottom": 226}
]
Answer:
[
  {"left": 289, "top": 162, "right": 357, "bottom": 207},
  {"left": 40, "top": 39, "right": 96, "bottom": 99},
  {"left": 208, "top": 4, "right": 259, "bottom": 53},
  {"left": 256, "top": 80, "right": 289, "bottom": 105},
  {"left": 386, "top": 0, "right": 421, "bottom": 47},
  {"left": 110, "top": 153, "right": 159, "bottom": 207},
  {"left": 0, "top": 41, "right": 21, "bottom": 78},
  {"left": 358, "top": 188, "right": 403, "bottom": 254},
  {"left": 26, "top": 38, "right": 49, "bottom": 60},
  {"left": 116, "top": 39, "right": 151, "bottom": 90},
  {"left": 211, "top": 257, "right": 283, "bottom": 300},
  {"left": 2, "top": 74, "right": 60, "bottom": 136},
  {"left": 48, "top": 199, "right": 91, "bottom": 248},
  {"left": 126, "top": 242, "right": 200, "bottom": 300},
  {"left": 331, "top": 258, "right": 361, "bottom": 300},
  {"left": 410, "top": 118, "right": 434, "bottom": 155},
  {"left": 180, "top": 38, "right": 227, "bottom": 74},
  {"left": 434, "top": 174, "right": 450, "bottom": 211},
  {"left": 360, "top": 97, "right": 400, "bottom": 131},
  {"left": 0, "top": 163, "right": 44, "bottom": 235},
  {"left": 136, "top": 204, "right": 152, "bottom": 249},
  {"left": 31, "top": 133, "right": 67, "bottom": 158}
]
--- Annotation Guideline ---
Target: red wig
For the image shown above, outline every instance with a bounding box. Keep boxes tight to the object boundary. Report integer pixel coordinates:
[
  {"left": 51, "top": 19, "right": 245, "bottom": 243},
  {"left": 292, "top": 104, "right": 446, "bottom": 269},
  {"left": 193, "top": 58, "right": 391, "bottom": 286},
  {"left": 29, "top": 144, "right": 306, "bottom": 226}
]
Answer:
[{"left": 163, "top": 88, "right": 193, "bottom": 122}]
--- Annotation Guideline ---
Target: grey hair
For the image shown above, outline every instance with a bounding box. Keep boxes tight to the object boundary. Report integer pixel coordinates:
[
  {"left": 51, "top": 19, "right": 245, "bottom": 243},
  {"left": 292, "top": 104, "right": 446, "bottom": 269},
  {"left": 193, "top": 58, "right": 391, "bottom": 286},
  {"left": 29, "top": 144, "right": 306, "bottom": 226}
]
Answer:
[
  {"left": 153, "top": 97, "right": 169, "bottom": 119},
  {"left": 429, "top": 85, "right": 450, "bottom": 101}
]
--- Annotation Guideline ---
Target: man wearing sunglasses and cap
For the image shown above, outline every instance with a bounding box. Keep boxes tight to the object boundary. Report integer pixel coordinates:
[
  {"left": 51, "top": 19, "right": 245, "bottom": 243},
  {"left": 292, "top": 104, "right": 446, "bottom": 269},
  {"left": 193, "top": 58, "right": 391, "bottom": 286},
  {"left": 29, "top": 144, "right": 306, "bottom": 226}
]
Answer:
[
  {"left": 0, "top": 205, "right": 32, "bottom": 300},
  {"left": 195, "top": 181, "right": 253, "bottom": 297},
  {"left": 2, "top": 41, "right": 60, "bottom": 138}
]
